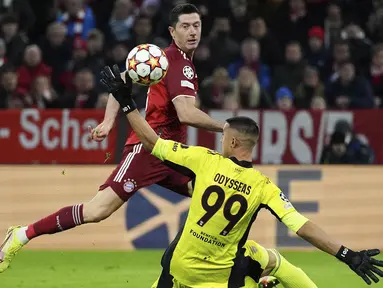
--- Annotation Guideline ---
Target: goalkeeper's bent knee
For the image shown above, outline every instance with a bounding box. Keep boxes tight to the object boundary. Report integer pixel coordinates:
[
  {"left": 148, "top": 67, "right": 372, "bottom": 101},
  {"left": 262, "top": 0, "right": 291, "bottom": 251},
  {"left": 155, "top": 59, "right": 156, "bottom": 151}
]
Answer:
[{"left": 268, "top": 249, "right": 318, "bottom": 288}]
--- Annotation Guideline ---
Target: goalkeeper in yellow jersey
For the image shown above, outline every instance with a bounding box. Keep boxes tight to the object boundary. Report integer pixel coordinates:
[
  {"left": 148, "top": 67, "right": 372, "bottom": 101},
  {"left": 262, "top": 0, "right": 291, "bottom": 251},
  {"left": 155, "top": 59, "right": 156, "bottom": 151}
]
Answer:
[{"left": 100, "top": 65, "right": 383, "bottom": 288}]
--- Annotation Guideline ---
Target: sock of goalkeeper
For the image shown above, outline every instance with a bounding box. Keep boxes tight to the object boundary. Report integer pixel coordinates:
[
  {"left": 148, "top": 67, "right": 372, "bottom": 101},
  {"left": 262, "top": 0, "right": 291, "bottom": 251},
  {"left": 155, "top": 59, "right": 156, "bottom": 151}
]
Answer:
[{"left": 268, "top": 249, "right": 318, "bottom": 288}]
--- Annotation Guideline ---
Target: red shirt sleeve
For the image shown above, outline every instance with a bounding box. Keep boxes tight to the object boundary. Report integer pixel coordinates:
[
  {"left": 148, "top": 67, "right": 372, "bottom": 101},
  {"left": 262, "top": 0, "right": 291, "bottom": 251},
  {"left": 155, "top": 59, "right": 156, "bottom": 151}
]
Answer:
[{"left": 165, "top": 56, "right": 197, "bottom": 101}]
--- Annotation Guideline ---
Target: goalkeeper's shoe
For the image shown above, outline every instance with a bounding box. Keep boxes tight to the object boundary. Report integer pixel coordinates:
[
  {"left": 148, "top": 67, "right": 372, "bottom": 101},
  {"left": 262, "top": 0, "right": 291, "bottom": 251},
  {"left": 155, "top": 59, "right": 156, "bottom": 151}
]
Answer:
[
  {"left": 0, "top": 226, "right": 24, "bottom": 272},
  {"left": 258, "top": 276, "right": 281, "bottom": 288}
]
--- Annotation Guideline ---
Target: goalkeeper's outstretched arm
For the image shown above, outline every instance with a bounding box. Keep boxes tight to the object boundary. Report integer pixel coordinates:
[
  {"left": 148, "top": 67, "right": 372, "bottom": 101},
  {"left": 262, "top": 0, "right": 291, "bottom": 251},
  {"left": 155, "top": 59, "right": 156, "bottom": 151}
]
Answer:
[
  {"left": 296, "top": 220, "right": 341, "bottom": 256},
  {"left": 294, "top": 219, "right": 383, "bottom": 285}
]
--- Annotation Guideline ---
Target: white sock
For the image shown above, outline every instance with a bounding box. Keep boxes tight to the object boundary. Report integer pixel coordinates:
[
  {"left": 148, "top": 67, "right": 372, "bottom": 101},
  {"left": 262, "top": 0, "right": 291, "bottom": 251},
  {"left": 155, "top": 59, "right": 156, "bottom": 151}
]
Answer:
[{"left": 15, "top": 226, "right": 30, "bottom": 245}]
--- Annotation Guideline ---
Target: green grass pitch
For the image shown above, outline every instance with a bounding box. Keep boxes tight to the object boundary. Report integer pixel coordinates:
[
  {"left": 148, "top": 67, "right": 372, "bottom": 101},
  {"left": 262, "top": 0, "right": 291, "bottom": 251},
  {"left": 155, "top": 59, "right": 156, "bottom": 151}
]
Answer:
[{"left": 1, "top": 250, "right": 382, "bottom": 287}]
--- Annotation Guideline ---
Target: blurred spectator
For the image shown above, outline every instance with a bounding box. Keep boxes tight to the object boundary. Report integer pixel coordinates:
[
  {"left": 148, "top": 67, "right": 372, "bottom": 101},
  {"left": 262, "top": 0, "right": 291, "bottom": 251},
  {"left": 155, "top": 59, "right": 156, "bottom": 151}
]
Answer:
[
  {"left": 193, "top": 41, "right": 215, "bottom": 84},
  {"left": 368, "top": 44, "right": 383, "bottom": 107},
  {"left": 0, "top": 0, "right": 381, "bottom": 113},
  {"left": 59, "top": 38, "right": 90, "bottom": 91},
  {"left": 228, "top": 38, "right": 271, "bottom": 91},
  {"left": 208, "top": 16, "right": 240, "bottom": 68},
  {"left": 306, "top": 26, "right": 326, "bottom": 73},
  {"left": 0, "top": 0, "right": 35, "bottom": 33},
  {"left": 273, "top": 0, "right": 317, "bottom": 48},
  {"left": 131, "top": 16, "right": 167, "bottom": 48},
  {"left": 0, "top": 39, "right": 7, "bottom": 69},
  {"left": 233, "top": 67, "right": 261, "bottom": 109},
  {"left": 131, "top": 16, "right": 151, "bottom": 46},
  {"left": 72, "top": 38, "right": 88, "bottom": 64},
  {"left": 1, "top": 14, "right": 27, "bottom": 66},
  {"left": 26, "top": 76, "right": 59, "bottom": 109},
  {"left": 17, "top": 45, "right": 52, "bottom": 92},
  {"left": 340, "top": 23, "right": 372, "bottom": 70},
  {"left": 320, "top": 126, "right": 374, "bottom": 164},
  {"left": 296, "top": 66, "right": 325, "bottom": 108},
  {"left": 367, "top": 1, "right": 383, "bottom": 42},
  {"left": 325, "top": 40, "right": 351, "bottom": 82},
  {"left": 85, "top": 29, "right": 106, "bottom": 88},
  {"left": 248, "top": 17, "right": 283, "bottom": 67},
  {"left": 272, "top": 41, "right": 305, "bottom": 95},
  {"left": 199, "top": 67, "right": 235, "bottom": 110},
  {"left": 28, "top": 0, "right": 58, "bottom": 41},
  {"left": 61, "top": 68, "right": 99, "bottom": 108},
  {"left": 57, "top": 0, "right": 96, "bottom": 40},
  {"left": 109, "top": 42, "right": 129, "bottom": 72},
  {"left": 87, "top": 28, "right": 106, "bottom": 55},
  {"left": 325, "top": 61, "right": 374, "bottom": 109},
  {"left": 39, "top": 22, "right": 72, "bottom": 93},
  {"left": 109, "top": 0, "right": 136, "bottom": 43},
  {"left": 0, "top": 65, "right": 25, "bottom": 109},
  {"left": 310, "top": 95, "right": 327, "bottom": 110},
  {"left": 275, "top": 86, "right": 294, "bottom": 111},
  {"left": 324, "top": 3, "right": 343, "bottom": 49},
  {"left": 229, "top": 0, "right": 249, "bottom": 42},
  {"left": 140, "top": 0, "right": 161, "bottom": 18}
]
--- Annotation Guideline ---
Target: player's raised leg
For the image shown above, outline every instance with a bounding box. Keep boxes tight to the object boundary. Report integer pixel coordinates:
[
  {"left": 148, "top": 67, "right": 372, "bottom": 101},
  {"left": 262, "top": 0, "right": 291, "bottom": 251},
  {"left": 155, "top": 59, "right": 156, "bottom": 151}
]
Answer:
[
  {"left": 0, "top": 186, "right": 124, "bottom": 273},
  {"left": 0, "top": 144, "right": 163, "bottom": 273},
  {"left": 243, "top": 240, "right": 318, "bottom": 288}
]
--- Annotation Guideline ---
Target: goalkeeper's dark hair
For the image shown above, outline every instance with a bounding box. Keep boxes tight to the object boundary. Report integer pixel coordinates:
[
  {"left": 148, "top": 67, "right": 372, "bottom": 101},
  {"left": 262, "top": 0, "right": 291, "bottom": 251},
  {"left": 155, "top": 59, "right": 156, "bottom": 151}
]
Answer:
[
  {"left": 226, "top": 116, "right": 260, "bottom": 148},
  {"left": 169, "top": 3, "right": 200, "bottom": 27}
]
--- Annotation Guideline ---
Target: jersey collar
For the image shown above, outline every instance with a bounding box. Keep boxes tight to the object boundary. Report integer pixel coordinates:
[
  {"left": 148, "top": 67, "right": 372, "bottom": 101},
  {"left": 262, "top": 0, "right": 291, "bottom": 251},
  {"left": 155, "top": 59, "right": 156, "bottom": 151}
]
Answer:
[
  {"left": 229, "top": 157, "right": 253, "bottom": 168},
  {"left": 171, "top": 40, "right": 193, "bottom": 60}
]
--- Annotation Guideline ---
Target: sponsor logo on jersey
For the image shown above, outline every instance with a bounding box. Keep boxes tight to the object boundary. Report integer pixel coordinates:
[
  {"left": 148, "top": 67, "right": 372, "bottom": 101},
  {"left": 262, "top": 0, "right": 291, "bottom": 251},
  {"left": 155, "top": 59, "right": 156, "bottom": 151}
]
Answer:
[
  {"left": 183, "top": 66, "right": 194, "bottom": 79},
  {"left": 181, "top": 80, "right": 195, "bottom": 90}
]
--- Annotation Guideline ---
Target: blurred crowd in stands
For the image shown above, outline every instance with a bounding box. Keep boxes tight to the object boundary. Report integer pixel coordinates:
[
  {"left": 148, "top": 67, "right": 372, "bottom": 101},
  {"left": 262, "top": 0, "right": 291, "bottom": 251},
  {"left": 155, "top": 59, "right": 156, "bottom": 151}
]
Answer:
[{"left": 0, "top": 0, "right": 382, "bottom": 112}]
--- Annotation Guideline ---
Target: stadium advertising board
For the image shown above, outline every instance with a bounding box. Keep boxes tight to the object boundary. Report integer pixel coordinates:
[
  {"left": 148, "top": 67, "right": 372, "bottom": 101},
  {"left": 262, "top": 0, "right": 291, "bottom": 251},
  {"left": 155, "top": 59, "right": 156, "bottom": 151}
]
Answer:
[
  {"left": 0, "top": 109, "right": 116, "bottom": 164},
  {"left": 0, "top": 109, "right": 382, "bottom": 164},
  {"left": 1, "top": 165, "right": 382, "bottom": 251}
]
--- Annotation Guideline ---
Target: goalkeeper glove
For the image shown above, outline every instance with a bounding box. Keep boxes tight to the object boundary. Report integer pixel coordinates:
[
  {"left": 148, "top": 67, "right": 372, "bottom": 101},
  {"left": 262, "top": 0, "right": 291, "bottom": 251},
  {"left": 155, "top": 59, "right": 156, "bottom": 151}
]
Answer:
[
  {"left": 336, "top": 246, "right": 383, "bottom": 285},
  {"left": 100, "top": 65, "right": 136, "bottom": 114}
]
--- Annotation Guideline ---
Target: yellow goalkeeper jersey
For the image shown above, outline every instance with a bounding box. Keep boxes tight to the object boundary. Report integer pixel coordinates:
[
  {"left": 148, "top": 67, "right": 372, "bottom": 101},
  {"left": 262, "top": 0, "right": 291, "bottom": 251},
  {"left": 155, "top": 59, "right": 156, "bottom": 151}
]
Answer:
[{"left": 152, "top": 138, "right": 304, "bottom": 288}]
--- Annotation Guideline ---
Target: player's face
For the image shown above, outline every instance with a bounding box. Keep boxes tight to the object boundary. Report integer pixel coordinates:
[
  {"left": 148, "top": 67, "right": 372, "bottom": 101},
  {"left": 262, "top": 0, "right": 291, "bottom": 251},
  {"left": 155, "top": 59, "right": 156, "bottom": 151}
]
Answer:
[{"left": 170, "top": 13, "right": 201, "bottom": 54}]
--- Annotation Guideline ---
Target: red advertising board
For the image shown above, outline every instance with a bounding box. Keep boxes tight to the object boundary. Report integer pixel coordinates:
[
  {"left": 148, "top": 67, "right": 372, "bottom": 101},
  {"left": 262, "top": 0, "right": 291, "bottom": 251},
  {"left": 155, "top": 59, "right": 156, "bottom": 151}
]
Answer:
[
  {"left": 182, "top": 110, "right": 382, "bottom": 164},
  {"left": 0, "top": 109, "right": 117, "bottom": 164},
  {"left": 0, "top": 109, "right": 382, "bottom": 164}
]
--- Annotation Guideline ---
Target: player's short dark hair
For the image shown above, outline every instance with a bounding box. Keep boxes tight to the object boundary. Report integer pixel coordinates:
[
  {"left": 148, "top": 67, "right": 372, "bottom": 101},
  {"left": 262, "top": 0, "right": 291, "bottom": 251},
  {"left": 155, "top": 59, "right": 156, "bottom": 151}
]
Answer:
[
  {"left": 226, "top": 116, "right": 260, "bottom": 148},
  {"left": 169, "top": 3, "right": 201, "bottom": 27}
]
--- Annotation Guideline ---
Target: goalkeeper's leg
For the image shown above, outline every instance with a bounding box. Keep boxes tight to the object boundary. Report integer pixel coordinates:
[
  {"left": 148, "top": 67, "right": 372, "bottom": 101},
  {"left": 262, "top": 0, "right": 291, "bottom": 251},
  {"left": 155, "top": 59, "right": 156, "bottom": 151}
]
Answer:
[{"left": 243, "top": 240, "right": 318, "bottom": 288}]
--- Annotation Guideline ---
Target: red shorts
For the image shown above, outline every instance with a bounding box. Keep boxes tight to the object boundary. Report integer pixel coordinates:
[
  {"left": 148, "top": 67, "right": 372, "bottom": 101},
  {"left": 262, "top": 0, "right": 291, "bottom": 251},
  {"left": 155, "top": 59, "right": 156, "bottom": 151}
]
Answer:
[{"left": 99, "top": 144, "right": 191, "bottom": 201}]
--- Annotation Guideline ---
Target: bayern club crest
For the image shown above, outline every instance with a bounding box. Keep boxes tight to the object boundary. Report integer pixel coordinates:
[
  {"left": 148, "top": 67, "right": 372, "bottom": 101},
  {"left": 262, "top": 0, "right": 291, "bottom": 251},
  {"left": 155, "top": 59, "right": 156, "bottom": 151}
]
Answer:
[{"left": 124, "top": 179, "right": 137, "bottom": 193}]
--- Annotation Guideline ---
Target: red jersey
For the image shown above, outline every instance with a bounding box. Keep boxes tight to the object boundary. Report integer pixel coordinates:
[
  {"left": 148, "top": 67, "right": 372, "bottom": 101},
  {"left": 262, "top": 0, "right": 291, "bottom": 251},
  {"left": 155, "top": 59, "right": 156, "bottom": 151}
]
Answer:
[{"left": 126, "top": 41, "right": 199, "bottom": 145}]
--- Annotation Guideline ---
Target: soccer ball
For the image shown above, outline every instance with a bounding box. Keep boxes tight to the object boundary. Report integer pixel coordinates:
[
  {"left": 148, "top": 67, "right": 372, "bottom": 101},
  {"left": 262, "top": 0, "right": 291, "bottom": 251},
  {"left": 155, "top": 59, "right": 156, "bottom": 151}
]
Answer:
[{"left": 126, "top": 44, "right": 169, "bottom": 86}]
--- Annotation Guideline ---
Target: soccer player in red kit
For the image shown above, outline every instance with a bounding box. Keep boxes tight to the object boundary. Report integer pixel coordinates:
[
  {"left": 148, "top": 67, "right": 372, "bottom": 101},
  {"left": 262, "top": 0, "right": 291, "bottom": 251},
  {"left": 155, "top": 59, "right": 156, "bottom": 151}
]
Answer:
[{"left": 0, "top": 4, "right": 224, "bottom": 272}]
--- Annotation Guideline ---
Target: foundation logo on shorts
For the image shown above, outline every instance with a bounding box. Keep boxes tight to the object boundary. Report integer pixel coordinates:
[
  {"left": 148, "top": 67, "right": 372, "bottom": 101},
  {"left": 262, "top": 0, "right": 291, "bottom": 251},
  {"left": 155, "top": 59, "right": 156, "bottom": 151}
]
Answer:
[
  {"left": 125, "top": 185, "right": 190, "bottom": 249},
  {"left": 123, "top": 179, "right": 137, "bottom": 193}
]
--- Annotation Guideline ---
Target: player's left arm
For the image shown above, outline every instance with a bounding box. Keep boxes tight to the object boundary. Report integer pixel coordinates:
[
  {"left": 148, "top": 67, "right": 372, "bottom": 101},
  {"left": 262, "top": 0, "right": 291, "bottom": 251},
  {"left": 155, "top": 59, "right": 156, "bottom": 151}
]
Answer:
[
  {"left": 173, "top": 96, "right": 224, "bottom": 132},
  {"left": 165, "top": 54, "right": 224, "bottom": 132},
  {"left": 262, "top": 178, "right": 383, "bottom": 285}
]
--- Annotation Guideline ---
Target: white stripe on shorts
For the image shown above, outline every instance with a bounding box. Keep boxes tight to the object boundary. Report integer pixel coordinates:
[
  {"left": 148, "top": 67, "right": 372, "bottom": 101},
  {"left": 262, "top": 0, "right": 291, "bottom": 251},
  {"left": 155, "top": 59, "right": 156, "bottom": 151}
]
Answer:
[{"left": 114, "top": 144, "right": 143, "bottom": 183}]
